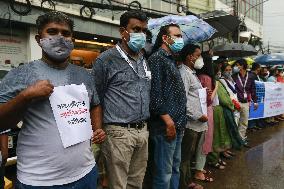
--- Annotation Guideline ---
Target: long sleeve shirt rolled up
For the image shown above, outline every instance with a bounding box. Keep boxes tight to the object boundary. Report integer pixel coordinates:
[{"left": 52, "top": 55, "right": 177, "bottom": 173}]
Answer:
[{"left": 179, "top": 64, "right": 208, "bottom": 132}]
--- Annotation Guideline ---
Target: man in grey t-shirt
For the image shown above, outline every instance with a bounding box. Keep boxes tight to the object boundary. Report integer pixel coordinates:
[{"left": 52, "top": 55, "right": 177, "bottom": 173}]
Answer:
[{"left": 0, "top": 12, "right": 105, "bottom": 188}]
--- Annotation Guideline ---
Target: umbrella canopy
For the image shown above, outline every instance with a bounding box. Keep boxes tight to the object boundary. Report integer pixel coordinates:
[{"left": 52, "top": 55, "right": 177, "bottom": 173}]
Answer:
[
  {"left": 200, "top": 10, "right": 241, "bottom": 40},
  {"left": 213, "top": 43, "right": 257, "bottom": 57},
  {"left": 254, "top": 53, "right": 284, "bottom": 65},
  {"left": 148, "top": 15, "right": 217, "bottom": 44}
]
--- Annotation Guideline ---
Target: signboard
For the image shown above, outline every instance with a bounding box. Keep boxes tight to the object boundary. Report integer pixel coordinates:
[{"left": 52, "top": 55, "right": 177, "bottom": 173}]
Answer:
[
  {"left": 249, "top": 81, "right": 284, "bottom": 119},
  {"left": 0, "top": 33, "right": 28, "bottom": 68}
]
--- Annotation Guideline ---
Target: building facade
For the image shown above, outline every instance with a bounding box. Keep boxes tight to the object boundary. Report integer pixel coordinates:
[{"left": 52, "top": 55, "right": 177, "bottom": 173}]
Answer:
[
  {"left": 215, "top": 0, "right": 264, "bottom": 39},
  {"left": 186, "top": 0, "right": 215, "bottom": 14},
  {"left": 0, "top": 0, "right": 188, "bottom": 69}
]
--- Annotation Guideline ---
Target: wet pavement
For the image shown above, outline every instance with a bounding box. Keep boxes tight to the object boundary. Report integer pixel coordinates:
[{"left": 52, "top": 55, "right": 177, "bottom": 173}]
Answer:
[
  {"left": 202, "top": 123, "right": 284, "bottom": 189},
  {"left": 4, "top": 122, "right": 284, "bottom": 189}
]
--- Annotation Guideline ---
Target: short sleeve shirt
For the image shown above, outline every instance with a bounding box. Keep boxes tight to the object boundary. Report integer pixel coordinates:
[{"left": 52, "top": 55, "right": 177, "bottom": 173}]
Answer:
[{"left": 0, "top": 60, "right": 99, "bottom": 186}]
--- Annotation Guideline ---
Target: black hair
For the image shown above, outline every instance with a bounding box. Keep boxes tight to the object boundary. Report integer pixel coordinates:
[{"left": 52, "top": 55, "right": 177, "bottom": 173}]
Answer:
[
  {"left": 120, "top": 10, "right": 148, "bottom": 28},
  {"left": 152, "top": 23, "right": 180, "bottom": 53},
  {"left": 269, "top": 68, "right": 277, "bottom": 77},
  {"left": 235, "top": 59, "right": 248, "bottom": 70},
  {"left": 213, "top": 62, "right": 221, "bottom": 76},
  {"left": 180, "top": 44, "right": 200, "bottom": 62},
  {"left": 251, "top": 63, "right": 261, "bottom": 71},
  {"left": 220, "top": 63, "right": 231, "bottom": 73},
  {"left": 36, "top": 11, "right": 74, "bottom": 34},
  {"left": 146, "top": 29, "right": 152, "bottom": 43}
]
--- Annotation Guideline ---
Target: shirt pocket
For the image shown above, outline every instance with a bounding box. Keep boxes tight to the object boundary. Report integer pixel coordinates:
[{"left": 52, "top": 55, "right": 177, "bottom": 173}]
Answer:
[
  {"left": 111, "top": 68, "right": 137, "bottom": 84},
  {"left": 188, "top": 80, "right": 201, "bottom": 91}
]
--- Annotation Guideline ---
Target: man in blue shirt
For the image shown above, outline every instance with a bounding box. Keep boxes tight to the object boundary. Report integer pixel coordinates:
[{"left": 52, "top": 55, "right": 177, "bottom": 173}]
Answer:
[{"left": 148, "top": 24, "right": 187, "bottom": 189}]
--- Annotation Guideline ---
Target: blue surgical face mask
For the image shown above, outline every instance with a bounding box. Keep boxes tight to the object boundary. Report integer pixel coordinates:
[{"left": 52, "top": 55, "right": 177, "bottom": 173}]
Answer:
[
  {"left": 126, "top": 32, "right": 146, "bottom": 52},
  {"left": 233, "top": 66, "right": 240, "bottom": 74},
  {"left": 169, "top": 37, "right": 184, "bottom": 53}
]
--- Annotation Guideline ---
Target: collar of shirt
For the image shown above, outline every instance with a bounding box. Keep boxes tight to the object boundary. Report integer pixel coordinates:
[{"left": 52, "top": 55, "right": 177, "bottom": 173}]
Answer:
[
  {"left": 117, "top": 43, "right": 144, "bottom": 63},
  {"left": 183, "top": 64, "right": 196, "bottom": 74},
  {"left": 159, "top": 48, "right": 173, "bottom": 58}
]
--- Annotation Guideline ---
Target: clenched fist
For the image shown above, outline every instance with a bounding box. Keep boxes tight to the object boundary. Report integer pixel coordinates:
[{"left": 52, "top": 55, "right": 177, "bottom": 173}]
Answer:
[{"left": 21, "top": 80, "right": 54, "bottom": 101}]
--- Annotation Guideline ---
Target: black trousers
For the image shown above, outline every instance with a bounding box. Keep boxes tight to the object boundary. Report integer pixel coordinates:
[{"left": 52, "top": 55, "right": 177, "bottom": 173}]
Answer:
[
  {"left": 0, "top": 164, "right": 4, "bottom": 189},
  {"left": 179, "top": 128, "right": 202, "bottom": 189}
]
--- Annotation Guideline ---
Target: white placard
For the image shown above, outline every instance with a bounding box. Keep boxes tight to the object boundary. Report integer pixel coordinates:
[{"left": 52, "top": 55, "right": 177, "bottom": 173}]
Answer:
[
  {"left": 49, "top": 84, "right": 92, "bottom": 148},
  {"left": 212, "top": 93, "right": 220, "bottom": 107},
  {"left": 198, "top": 88, "right": 208, "bottom": 116},
  {"left": 263, "top": 82, "right": 284, "bottom": 117}
]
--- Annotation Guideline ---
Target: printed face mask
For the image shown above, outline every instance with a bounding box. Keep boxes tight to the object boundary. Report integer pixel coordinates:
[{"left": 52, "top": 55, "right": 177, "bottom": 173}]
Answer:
[{"left": 40, "top": 36, "right": 74, "bottom": 62}]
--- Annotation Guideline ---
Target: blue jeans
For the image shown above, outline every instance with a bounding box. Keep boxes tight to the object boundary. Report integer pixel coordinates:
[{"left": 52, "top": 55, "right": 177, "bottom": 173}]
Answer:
[
  {"left": 15, "top": 166, "right": 98, "bottom": 189},
  {"left": 150, "top": 128, "right": 183, "bottom": 189}
]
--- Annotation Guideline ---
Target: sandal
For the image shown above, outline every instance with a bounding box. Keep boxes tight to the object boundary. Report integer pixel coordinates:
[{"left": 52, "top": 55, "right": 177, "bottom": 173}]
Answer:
[
  {"left": 188, "top": 182, "right": 204, "bottom": 189},
  {"left": 209, "top": 162, "right": 225, "bottom": 170},
  {"left": 221, "top": 152, "right": 233, "bottom": 159},
  {"left": 218, "top": 159, "right": 227, "bottom": 166},
  {"left": 195, "top": 175, "right": 214, "bottom": 182},
  {"left": 226, "top": 151, "right": 236, "bottom": 156},
  {"left": 202, "top": 169, "right": 212, "bottom": 175}
]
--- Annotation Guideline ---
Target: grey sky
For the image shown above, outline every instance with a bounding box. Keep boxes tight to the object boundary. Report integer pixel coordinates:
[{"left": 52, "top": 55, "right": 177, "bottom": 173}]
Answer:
[{"left": 263, "top": 0, "right": 284, "bottom": 53}]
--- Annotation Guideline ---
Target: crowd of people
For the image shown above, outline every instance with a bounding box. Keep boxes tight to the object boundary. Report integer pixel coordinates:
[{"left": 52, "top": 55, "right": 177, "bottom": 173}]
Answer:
[{"left": 0, "top": 10, "right": 283, "bottom": 189}]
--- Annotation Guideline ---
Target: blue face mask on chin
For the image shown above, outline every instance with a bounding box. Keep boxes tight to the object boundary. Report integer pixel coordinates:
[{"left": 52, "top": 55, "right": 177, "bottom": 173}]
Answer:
[
  {"left": 169, "top": 37, "right": 184, "bottom": 53},
  {"left": 127, "top": 32, "right": 146, "bottom": 52}
]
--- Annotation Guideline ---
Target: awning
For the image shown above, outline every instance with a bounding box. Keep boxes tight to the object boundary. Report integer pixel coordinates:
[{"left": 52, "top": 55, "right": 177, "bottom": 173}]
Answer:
[{"left": 200, "top": 10, "right": 241, "bottom": 39}]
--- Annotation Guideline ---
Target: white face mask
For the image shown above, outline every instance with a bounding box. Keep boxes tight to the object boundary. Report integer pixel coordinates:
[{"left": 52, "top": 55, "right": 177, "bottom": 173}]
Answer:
[{"left": 194, "top": 56, "right": 204, "bottom": 70}]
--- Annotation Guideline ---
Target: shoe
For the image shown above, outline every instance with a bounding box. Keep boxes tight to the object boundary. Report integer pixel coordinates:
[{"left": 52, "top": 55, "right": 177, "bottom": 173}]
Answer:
[
  {"left": 247, "top": 128, "right": 255, "bottom": 132},
  {"left": 254, "top": 126, "right": 262, "bottom": 130},
  {"left": 243, "top": 143, "right": 251, "bottom": 148}
]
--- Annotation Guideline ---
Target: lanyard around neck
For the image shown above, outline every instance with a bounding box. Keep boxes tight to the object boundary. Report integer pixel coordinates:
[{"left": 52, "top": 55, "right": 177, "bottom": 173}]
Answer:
[
  {"left": 116, "top": 45, "right": 148, "bottom": 76},
  {"left": 238, "top": 73, "right": 249, "bottom": 91}
]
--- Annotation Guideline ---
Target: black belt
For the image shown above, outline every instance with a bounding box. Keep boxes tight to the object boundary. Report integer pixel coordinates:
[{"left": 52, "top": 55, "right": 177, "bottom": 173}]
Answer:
[{"left": 108, "top": 121, "right": 147, "bottom": 130}]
